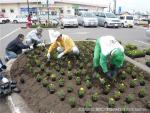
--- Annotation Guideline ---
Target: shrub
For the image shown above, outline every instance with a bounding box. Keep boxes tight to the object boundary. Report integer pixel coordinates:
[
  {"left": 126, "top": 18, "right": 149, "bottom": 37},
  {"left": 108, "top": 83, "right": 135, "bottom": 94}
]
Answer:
[
  {"left": 76, "top": 77, "right": 81, "bottom": 85},
  {"left": 103, "top": 84, "right": 111, "bottom": 95},
  {"left": 125, "top": 50, "right": 145, "bottom": 58},
  {"left": 78, "top": 87, "right": 86, "bottom": 98},
  {"left": 86, "top": 80, "right": 92, "bottom": 89},
  {"left": 126, "top": 94, "right": 135, "bottom": 104},
  {"left": 36, "top": 74, "right": 43, "bottom": 82},
  {"left": 57, "top": 90, "right": 65, "bottom": 101},
  {"left": 42, "top": 79, "right": 49, "bottom": 87},
  {"left": 51, "top": 74, "right": 57, "bottom": 81},
  {"left": 59, "top": 78, "right": 65, "bottom": 87},
  {"left": 113, "top": 91, "right": 121, "bottom": 101},
  {"left": 84, "top": 100, "right": 92, "bottom": 112},
  {"left": 67, "top": 84, "right": 73, "bottom": 93},
  {"left": 130, "top": 79, "right": 137, "bottom": 88},
  {"left": 125, "top": 44, "right": 137, "bottom": 50},
  {"left": 138, "top": 88, "right": 146, "bottom": 98},
  {"left": 145, "top": 48, "right": 150, "bottom": 55},
  {"left": 147, "top": 101, "right": 150, "bottom": 109},
  {"left": 118, "top": 83, "right": 126, "bottom": 93},
  {"left": 68, "top": 96, "right": 76, "bottom": 108},
  {"left": 146, "top": 60, "right": 150, "bottom": 67},
  {"left": 91, "top": 92, "right": 99, "bottom": 102},
  {"left": 47, "top": 83, "right": 55, "bottom": 94},
  {"left": 108, "top": 98, "right": 115, "bottom": 108}
]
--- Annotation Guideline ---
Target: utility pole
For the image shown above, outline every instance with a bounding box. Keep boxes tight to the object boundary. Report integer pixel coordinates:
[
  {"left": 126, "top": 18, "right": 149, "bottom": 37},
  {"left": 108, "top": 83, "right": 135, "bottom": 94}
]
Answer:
[
  {"left": 114, "top": 0, "right": 116, "bottom": 14},
  {"left": 27, "top": 0, "right": 30, "bottom": 15},
  {"left": 47, "top": 0, "right": 49, "bottom": 23}
]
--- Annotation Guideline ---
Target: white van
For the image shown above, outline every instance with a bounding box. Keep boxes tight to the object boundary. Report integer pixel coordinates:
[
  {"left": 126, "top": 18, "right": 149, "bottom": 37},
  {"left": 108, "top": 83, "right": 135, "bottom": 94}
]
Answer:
[{"left": 120, "top": 15, "right": 134, "bottom": 28}]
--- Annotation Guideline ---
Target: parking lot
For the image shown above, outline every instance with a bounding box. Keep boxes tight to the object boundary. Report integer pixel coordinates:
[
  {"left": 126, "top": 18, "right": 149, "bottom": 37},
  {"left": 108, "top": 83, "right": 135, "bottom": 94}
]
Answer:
[{"left": 0, "top": 23, "right": 150, "bottom": 60}]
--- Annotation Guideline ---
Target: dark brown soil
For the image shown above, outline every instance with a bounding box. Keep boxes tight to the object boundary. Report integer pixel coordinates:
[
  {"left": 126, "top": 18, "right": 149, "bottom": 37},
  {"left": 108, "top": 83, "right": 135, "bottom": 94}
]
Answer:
[{"left": 10, "top": 41, "right": 150, "bottom": 113}]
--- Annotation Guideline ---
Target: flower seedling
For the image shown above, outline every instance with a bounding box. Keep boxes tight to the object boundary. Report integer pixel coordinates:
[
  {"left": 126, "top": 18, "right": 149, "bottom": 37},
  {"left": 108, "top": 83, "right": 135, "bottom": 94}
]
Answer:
[
  {"left": 103, "top": 84, "right": 111, "bottom": 95},
  {"left": 91, "top": 92, "right": 99, "bottom": 102},
  {"left": 120, "top": 71, "right": 127, "bottom": 80},
  {"left": 76, "top": 77, "right": 81, "bottom": 85},
  {"left": 131, "top": 71, "right": 137, "bottom": 79},
  {"left": 85, "top": 75, "right": 91, "bottom": 81},
  {"left": 79, "top": 63, "right": 84, "bottom": 69},
  {"left": 86, "top": 80, "right": 92, "bottom": 89},
  {"left": 45, "top": 69, "right": 52, "bottom": 76},
  {"left": 138, "top": 88, "right": 146, "bottom": 98},
  {"left": 78, "top": 87, "right": 85, "bottom": 98},
  {"left": 130, "top": 79, "right": 137, "bottom": 88},
  {"left": 36, "top": 74, "right": 43, "bottom": 82},
  {"left": 67, "top": 71, "right": 73, "bottom": 80},
  {"left": 59, "top": 78, "right": 65, "bottom": 87},
  {"left": 67, "top": 84, "right": 73, "bottom": 93},
  {"left": 108, "top": 98, "right": 115, "bottom": 108},
  {"left": 113, "top": 91, "right": 121, "bottom": 101},
  {"left": 139, "top": 78, "right": 145, "bottom": 86},
  {"left": 68, "top": 96, "right": 76, "bottom": 108},
  {"left": 147, "top": 101, "right": 150, "bottom": 109},
  {"left": 55, "top": 65, "right": 60, "bottom": 72},
  {"left": 118, "top": 83, "right": 126, "bottom": 93},
  {"left": 47, "top": 83, "right": 55, "bottom": 94},
  {"left": 57, "top": 90, "right": 65, "bottom": 101},
  {"left": 40, "top": 64, "right": 45, "bottom": 71},
  {"left": 126, "top": 94, "right": 135, "bottom": 104},
  {"left": 81, "top": 69, "right": 86, "bottom": 75},
  {"left": 51, "top": 74, "right": 57, "bottom": 81},
  {"left": 68, "top": 64, "right": 72, "bottom": 71},
  {"left": 42, "top": 79, "right": 49, "bottom": 87},
  {"left": 84, "top": 100, "right": 92, "bottom": 112},
  {"left": 60, "top": 68, "right": 65, "bottom": 75}
]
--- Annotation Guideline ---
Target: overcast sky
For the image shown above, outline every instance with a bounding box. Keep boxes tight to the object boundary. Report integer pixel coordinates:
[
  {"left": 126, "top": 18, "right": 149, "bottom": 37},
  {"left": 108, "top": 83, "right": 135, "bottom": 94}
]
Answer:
[{"left": 63, "top": 0, "right": 150, "bottom": 12}]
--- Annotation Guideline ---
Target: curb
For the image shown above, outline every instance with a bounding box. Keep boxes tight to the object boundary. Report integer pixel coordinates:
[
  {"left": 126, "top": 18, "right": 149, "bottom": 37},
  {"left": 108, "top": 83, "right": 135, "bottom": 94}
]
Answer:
[{"left": 6, "top": 59, "right": 34, "bottom": 113}]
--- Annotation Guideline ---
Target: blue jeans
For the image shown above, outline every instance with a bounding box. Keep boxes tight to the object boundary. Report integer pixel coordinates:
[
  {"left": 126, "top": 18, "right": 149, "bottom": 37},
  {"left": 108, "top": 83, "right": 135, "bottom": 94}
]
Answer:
[{"left": 5, "top": 50, "right": 17, "bottom": 60}]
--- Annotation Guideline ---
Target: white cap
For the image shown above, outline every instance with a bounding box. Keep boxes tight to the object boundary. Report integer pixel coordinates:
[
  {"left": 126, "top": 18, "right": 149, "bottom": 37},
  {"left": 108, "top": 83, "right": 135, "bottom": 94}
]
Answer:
[{"left": 49, "top": 30, "right": 61, "bottom": 43}]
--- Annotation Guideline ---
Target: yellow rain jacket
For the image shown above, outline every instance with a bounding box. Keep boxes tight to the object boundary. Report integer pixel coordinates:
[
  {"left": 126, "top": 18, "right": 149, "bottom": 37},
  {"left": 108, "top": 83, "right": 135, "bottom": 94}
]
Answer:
[{"left": 48, "top": 35, "right": 75, "bottom": 54}]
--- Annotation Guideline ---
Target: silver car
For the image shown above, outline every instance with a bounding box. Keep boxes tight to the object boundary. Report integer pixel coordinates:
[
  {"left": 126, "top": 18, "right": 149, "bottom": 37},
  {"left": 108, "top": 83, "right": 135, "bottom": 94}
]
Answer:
[
  {"left": 78, "top": 12, "right": 98, "bottom": 27},
  {"left": 60, "top": 15, "right": 78, "bottom": 28},
  {"left": 96, "top": 12, "right": 121, "bottom": 28}
]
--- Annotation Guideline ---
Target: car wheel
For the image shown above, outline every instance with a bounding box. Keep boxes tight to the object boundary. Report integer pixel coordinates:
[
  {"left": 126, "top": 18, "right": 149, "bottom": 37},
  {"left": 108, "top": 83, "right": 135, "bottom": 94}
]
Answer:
[
  {"left": 83, "top": 23, "right": 86, "bottom": 27},
  {"left": 121, "top": 23, "right": 124, "bottom": 28},
  {"left": 104, "top": 22, "right": 108, "bottom": 28},
  {"left": 2, "top": 20, "right": 6, "bottom": 24},
  {"left": 13, "top": 20, "right": 18, "bottom": 23}
]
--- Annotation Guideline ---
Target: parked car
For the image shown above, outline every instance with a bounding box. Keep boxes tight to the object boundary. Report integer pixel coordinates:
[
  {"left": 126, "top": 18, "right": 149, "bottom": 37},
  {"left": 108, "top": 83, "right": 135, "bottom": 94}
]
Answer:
[
  {"left": 120, "top": 15, "right": 134, "bottom": 28},
  {"left": 60, "top": 15, "right": 78, "bottom": 28},
  {"left": 0, "top": 16, "right": 10, "bottom": 24},
  {"left": 96, "top": 12, "right": 121, "bottom": 28},
  {"left": 11, "top": 15, "right": 37, "bottom": 23},
  {"left": 78, "top": 12, "right": 98, "bottom": 27}
]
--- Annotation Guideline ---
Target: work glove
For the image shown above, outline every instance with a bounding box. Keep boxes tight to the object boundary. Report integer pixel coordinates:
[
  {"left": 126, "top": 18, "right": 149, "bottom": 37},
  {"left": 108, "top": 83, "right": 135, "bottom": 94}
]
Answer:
[
  {"left": 37, "top": 43, "right": 45, "bottom": 47},
  {"left": 57, "top": 52, "right": 64, "bottom": 59},
  {"left": 2, "top": 77, "right": 9, "bottom": 83},
  {"left": 30, "top": 45, "right": 34, "bottom": 50},
  {"left": 47, "top": 53, "right": 51, "bottom": 61},
  {"left": 105, "top": 71, "right": 112, "bottom": 78}
]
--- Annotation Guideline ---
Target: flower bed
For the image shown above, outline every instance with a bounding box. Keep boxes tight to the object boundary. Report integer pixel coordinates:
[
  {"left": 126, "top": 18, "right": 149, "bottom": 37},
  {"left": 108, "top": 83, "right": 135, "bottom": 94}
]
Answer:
[{"left": 10, "top": 41, "right": 150, "bottom": 113}]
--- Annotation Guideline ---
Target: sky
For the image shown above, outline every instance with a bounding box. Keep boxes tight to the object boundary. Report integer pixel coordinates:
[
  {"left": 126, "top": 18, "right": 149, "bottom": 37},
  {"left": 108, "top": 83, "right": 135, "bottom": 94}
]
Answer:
[{"left": 60, "top": 0, "right": 150, "bottom": 12}]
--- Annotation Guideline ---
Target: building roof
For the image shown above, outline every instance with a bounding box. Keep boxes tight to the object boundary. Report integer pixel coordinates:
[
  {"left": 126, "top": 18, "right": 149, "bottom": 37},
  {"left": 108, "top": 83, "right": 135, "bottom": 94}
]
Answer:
[
  {"left": 0, "top": 0, "right": 40, "bottom": 3},
  {"left": 55, "top": 0, "right": 107, "bottom": 8}
]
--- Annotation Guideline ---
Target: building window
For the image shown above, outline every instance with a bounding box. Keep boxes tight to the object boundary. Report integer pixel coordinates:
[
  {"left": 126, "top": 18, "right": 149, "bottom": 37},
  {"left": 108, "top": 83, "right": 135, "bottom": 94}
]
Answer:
[
  {"left": 1, "top": 9, "right": 5, "bottom": 13},
  {"left": 10, "top": 9, "right": 14, "bottom": 13},
  {"left": 67, "top": 10, "right": 71, "bottom": 14}
]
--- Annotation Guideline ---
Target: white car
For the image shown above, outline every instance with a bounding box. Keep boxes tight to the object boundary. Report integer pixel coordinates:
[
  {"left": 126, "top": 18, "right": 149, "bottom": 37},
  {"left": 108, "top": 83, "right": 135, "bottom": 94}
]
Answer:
[
  {"left": 61, "top": 15, "right": 78, "bottom": 28},
  {"left": 0, "top": 16, "right": 10, "bottom": 24},
  {"left": 120, "top": 15, "right": 134, "bottom": 28},
  {"left": 78, "top": 12, "right": 98, "bottom": 27}
]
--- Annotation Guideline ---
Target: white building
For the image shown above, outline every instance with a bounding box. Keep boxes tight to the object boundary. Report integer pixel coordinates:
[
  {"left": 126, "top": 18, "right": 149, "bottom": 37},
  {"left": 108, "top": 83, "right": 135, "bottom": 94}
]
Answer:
[{"left": 0, "top": 0, "right": 108, "bottom": 17}]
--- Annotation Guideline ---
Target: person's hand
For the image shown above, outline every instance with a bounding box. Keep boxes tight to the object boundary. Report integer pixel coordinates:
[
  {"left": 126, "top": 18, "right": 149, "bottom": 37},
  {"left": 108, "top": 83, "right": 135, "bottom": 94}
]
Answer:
[
  {"left": 105, "top": 71, "right": 112, "bottom": 78},
  {"left": 47, "top": 53, "right": 50, "bottom": 61},
  {"left": 57, "top": 52, "right": 64, "bottom": 59}
]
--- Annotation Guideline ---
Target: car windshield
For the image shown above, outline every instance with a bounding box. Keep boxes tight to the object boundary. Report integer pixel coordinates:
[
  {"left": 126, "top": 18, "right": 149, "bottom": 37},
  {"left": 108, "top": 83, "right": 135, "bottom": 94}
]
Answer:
[
  {"left": 126, "top": 16, "right": 133, "bottom": 20},
  {"left": 105, "top": 13, "right": 116, "bottom": 18},
  {"left": 83, "top": 13, "right": 95, "bottom": 17}
]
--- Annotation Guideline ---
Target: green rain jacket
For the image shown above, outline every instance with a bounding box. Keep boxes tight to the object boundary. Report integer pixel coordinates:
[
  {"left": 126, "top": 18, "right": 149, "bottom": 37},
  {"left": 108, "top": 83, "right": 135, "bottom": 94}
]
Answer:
[{"left": 93, "top": 36, "right": 125, "bottom": 73}]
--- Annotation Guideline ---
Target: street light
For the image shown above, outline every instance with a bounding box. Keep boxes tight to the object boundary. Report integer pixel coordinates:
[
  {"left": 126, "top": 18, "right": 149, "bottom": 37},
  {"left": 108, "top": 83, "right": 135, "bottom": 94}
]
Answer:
[{"left": 27, "top": 0, "right": 30, "bottom": 15}]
